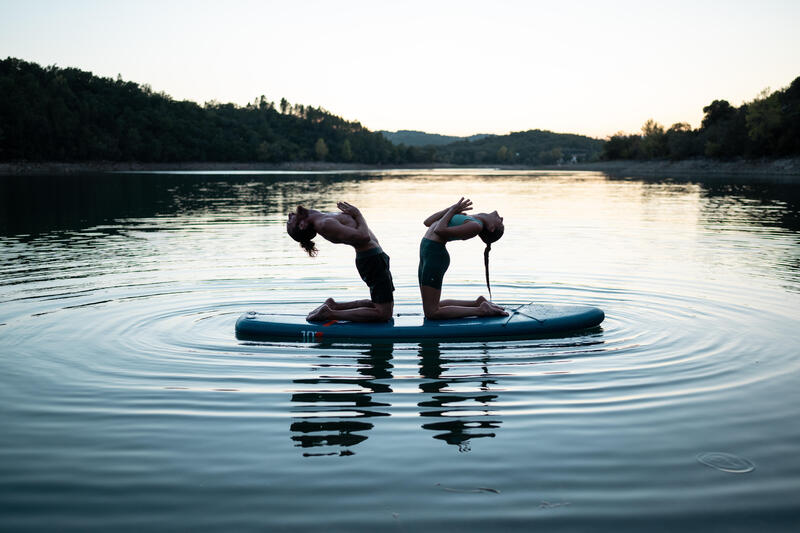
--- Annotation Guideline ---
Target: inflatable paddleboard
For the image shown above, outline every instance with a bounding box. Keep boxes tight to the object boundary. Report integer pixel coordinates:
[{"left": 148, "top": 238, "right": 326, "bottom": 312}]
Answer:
[{"left": 235, "top": 303, "right": 604, "bottom": 342}]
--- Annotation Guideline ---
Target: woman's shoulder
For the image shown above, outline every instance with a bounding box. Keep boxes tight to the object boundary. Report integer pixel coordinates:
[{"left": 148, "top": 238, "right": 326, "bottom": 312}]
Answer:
[{"left": 448, "top": 214, "right": 483, "bottom": 227}]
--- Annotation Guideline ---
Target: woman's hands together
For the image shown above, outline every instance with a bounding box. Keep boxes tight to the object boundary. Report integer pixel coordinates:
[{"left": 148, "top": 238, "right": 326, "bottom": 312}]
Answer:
[{"left": 450, "top": 197, "right": 473, "bottom": 214}]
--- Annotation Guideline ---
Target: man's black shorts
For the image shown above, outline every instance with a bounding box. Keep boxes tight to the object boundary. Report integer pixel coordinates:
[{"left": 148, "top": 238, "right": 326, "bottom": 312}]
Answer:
[{"left": 355, "top": 247, "right": 395, "bottom": 304}]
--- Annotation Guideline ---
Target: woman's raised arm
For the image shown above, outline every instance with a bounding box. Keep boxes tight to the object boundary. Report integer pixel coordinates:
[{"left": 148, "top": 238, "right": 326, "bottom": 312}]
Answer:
[{"left": 424, "top": 198, "right": 472, "bottom": 226}]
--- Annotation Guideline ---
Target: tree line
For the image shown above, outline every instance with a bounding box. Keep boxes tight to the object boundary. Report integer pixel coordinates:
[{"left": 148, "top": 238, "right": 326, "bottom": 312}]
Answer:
[
  {"left": 0, "top": 58, "right": 604, "bottom": 166},
  {"left": 603, "top": 76, "right": 800, "bottom": 161},
  {"left": 0, "top": 58, "right": 403, "bottom": 164},
  {"left": 3, "top": 58, "right": 794, "bottom": 166}
]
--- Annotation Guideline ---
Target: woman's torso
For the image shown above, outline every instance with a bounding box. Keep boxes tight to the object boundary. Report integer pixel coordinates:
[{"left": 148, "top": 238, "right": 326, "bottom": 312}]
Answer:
[{"left": 423, "top": 214, "right": 482, "bottom": 244}]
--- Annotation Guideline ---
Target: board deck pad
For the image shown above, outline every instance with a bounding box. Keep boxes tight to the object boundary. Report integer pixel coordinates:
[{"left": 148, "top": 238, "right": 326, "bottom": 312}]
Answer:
[{"left": 235, "top": 303, "right": 604, "bottom": 342}]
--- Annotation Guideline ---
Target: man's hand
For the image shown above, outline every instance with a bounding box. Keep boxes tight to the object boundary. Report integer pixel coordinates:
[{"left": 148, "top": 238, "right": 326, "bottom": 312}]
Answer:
[{"left": 337, "top": 201, "right": 362, "bottom": 219}]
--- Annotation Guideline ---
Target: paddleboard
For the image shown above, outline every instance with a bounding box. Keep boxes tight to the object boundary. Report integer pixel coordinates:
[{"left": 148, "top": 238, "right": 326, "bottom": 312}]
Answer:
[{"left": 235, "top": 303, "right": 604, "bottom": 342}]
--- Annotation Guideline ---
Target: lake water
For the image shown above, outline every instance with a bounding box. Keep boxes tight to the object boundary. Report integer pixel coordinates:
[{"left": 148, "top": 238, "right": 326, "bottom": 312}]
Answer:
[{"left": 1, "top": 169, "right": 799, "bottom": 531}]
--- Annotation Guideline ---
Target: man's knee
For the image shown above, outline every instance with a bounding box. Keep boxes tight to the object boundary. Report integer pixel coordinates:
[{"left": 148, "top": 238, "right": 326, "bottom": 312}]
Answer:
[{"left": 374, "top": 302, "right": 393, "bottom": 321}]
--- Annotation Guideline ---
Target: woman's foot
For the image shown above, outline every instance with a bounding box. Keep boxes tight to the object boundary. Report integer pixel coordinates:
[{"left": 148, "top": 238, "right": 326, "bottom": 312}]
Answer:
[
  {"left": 324, "top": 297, "right": 340, "bottom": 310},
  {"left": 307, "top": 304, "right": 333, "bottom": 321},
  {"left": 488, "top": 301, "right": 506, "bottom": 313},
  {"left": 479, "top": 301, "right": 508, "bottom": 316}
]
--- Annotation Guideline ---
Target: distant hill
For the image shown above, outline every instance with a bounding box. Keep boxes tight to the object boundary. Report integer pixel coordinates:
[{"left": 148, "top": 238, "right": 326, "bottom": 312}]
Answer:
[
  {"left": 379, "top": 130, "right": 490, "bottom": 147},
  {"left": 435, "top": 129, "right": 604, "bottom": 165}
]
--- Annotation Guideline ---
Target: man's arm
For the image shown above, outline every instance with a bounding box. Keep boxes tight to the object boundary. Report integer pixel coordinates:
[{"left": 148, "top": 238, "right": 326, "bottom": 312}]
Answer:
[
  {"left": 316, "top": 218, "right": 370, "bottom": 245},
  {"left": 337, "top": 202, "right": 367, "bottom": 228}
]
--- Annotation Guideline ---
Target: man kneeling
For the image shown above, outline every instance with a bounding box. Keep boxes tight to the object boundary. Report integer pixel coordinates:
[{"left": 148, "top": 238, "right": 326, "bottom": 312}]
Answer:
[{"left": 286, "top": 201, "right": 394, "bottom": 322}]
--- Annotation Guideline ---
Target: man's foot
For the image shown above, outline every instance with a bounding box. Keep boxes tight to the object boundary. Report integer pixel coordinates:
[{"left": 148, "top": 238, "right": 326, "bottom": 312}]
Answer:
[
  {"left": 475, "top": 295, "right": 487, "bottom": 306},
  {"left": 308, "top": 302, "right": 327, "bottom": 316},
  {"left": 307, "top": 304, "right": 333, "bottom": 322},
  {"left": 479, "top": 301, "right": 508, "bottom": 317}
]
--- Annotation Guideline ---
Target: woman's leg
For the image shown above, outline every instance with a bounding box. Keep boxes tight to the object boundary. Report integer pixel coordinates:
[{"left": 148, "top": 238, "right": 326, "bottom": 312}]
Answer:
[
  {"left": 420, "top": 285, "right": 506, "bottom": 320},
  {"left": 439, "top": 295, "right": 487, "bottom": 307}
]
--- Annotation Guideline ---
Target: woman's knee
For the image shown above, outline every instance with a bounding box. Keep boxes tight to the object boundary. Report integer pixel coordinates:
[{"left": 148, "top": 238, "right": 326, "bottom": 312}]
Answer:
[{"left": 422, "top": 304, "right": 440, "bottom": 320}]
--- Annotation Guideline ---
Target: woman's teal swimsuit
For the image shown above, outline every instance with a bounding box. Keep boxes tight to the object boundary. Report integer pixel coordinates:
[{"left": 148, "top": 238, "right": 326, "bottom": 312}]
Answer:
[{"left": 418, "top": 214, "right": 483, "bottom": 290}]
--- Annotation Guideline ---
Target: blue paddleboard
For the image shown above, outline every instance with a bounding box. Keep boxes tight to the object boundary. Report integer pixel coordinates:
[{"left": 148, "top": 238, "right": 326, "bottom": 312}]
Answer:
[{"left": 235, "top": 303, "right": 604, "bottom": 342}]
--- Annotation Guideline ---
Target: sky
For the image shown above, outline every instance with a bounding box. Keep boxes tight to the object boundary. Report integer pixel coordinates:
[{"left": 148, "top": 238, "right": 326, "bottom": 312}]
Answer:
[{"left": 1, "top": 0, "right": 798, "bottom": 138}]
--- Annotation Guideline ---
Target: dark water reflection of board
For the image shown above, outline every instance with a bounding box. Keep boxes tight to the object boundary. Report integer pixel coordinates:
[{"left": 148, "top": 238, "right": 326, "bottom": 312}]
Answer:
[{"left": 235, "top": 303, "right": 605, "bottom": 342}]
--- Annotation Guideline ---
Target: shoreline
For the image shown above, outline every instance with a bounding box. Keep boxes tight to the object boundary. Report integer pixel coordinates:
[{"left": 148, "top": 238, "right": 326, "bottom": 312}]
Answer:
[{"left": 2, "top": 157, "right": 799, "bottom": 178}]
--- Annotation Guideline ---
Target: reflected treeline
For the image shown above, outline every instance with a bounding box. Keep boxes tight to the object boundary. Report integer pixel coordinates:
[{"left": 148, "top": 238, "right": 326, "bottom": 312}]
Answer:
[
  {"left": 699, "top": 180, "right": 800, "bottom": 234},
  {"left": 607, "top": 175, "right": 800, "bottom": 233},
  {"left": 611, "top": 175, "right": 800, "bottom": 290},
  {"left": 5, "top": 172, "right": 800, "bottom": 240},
  {"left": 418, "top": 343, "right": 501, "bottom": 452},
  {"left": 0, "top": 172, "right": 378, "bottom": 237},
  {"left": 289, "top": 344, "right": 393, "bottom": 457}
]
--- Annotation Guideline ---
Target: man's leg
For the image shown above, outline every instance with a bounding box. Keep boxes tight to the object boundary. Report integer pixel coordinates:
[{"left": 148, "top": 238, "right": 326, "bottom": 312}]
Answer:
[
  {"left": 307, "top": 301, "right": 392, "bottom": 322},
  {"left": 324, "top": 297, "right": 375, "bottom": 310}
]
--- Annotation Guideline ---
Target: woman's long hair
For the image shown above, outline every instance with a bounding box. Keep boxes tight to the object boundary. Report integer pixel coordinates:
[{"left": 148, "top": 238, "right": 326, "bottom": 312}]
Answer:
[{"left": 480, "top": 225, "right": 504, "bottom": 300}]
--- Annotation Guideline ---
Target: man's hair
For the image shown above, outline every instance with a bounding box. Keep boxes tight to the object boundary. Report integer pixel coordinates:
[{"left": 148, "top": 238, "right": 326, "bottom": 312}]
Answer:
[{"left": 288, "top": 224, "right": 318, "bottom": 257}]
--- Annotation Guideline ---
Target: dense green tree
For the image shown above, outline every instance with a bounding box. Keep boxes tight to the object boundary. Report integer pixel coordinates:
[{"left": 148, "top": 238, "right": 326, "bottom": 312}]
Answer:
[
  {"left": 665, "top": 122, "right": 698, "bottom": 160},
  {"left": 602, "top": 132, "right": 641, "bottom": 160},
  {"left": 602, "top": 77, "right": 800, "bottom": 161},
  {"left": 341, "top": 139, "right": 353, "bottom": 161},
  {"left": 640, "top": 119, "right": 668, "bottom": 159},
  {"left": 314, "top": 138, "right": 329, "bottom": 160},
  {"left": 746, "top": 89, "right": 782, "bottom": 152},
  {"left": 496, "top": 145, "right": 509, "bottom": 162}
]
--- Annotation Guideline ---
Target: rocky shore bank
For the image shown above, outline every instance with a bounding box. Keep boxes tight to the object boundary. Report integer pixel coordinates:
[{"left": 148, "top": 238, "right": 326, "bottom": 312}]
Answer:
[{"left": 2, "top": 157, "right": 799, "bottom": 178}]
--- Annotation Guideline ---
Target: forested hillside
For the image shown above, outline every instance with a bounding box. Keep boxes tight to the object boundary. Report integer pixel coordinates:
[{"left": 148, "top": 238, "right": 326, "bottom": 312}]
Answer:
[
  {"left": 0, "top": 58, "right": 604, "bottom": 166},
  {"left": 603, "top": 77, "right": 800, "bottom": 161},
  {"left": 435, "top": 130, "right": 604, "bottom": 165},
  {"left": 0, "top": 58, "right": 403, "bottom": 164},
  {"left": 379, "top": 130, "right": 490, "bottom": 147},
  {"left": 7, "top": 58, "right": 790, "bottom": 167}
]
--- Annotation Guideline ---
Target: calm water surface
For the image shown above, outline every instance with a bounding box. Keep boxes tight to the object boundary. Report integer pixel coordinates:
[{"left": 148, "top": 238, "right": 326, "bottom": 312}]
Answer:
[{"left": 1, "top": 170, "right": 799, "bottom": 531}]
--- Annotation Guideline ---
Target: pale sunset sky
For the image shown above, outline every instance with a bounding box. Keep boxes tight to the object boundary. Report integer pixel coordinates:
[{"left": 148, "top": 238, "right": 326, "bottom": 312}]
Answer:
[{"left": 1, "top": 0, "right": 798, "bottom": 138}]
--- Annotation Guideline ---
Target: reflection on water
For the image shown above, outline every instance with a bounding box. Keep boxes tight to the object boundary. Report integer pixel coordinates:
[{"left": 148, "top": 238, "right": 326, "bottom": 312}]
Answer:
[
  {"left": 418, "top": 343, "right": 500, "bottom": 452},
  {"left": 1, "top": 170, "right": 800, "bottom": 531},
  {"left": 291, "top": 344, "right": 393, "bottom": 456}
]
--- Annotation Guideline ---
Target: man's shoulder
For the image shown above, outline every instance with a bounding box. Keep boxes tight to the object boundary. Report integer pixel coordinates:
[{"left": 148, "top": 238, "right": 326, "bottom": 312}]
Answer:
[{"left": 315, "top": 216, "right": 343, "bottom": 232}]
